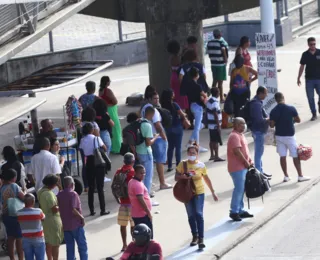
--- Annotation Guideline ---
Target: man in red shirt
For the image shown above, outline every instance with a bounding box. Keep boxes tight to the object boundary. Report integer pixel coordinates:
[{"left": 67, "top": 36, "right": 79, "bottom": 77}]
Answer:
[
  {"left": 120, "top": 224, "right": 163, "bottom": 260},
  {"left": 114, "top": 153, "right": 136, "bottom": 252}
]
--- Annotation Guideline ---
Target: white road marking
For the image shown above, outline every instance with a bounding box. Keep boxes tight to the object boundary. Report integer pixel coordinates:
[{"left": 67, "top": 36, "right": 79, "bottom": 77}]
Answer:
[{"left": 166, "top": 207, "right": 263, "bottom": 260}]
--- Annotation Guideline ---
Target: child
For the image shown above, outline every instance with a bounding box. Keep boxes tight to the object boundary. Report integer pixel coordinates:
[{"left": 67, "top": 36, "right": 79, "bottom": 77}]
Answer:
[
  {"left": 206, "top": 87, "right": 225, "bottom": 162},
  {"left": 17, "top": 193, "right": 46, "bottom": 260}
]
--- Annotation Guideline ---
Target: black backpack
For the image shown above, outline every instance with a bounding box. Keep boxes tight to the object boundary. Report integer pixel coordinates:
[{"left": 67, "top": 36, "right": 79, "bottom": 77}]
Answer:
[
  {"left": 245, "top": 167, "right": 270, "bottom": 208},
  {"left": 239, "top": 99, "right": 252, "bottom": 127},
  {"left": 157, "top": 107, "right": 172, "bottom": 128},
  {"left": 122, "top": 119, "right": 148, "bottom": 147}
]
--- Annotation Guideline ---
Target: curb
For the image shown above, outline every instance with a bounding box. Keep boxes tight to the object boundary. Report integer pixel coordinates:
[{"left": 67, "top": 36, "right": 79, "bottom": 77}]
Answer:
[{"left": 211, "top": 176, "right": 320, "bottom": 260}]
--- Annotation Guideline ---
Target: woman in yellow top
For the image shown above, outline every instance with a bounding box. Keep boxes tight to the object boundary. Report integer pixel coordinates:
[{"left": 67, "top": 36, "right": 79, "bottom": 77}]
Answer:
[
  {"left": 230, "top": 54, "right": 257, "bottom": 117},
  {"left": 175, "top": 143, "right": 218, "bottom": 249}
]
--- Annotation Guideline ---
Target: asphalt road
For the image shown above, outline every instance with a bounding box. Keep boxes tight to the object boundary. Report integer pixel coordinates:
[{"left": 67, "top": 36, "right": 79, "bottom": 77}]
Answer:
[{"left": 222, "top": 183, "right": 320, "bottom": 260}]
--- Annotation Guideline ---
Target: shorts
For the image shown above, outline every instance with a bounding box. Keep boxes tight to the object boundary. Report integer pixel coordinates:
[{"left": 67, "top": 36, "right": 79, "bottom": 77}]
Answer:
[
  {"left": 2, "top": 215, "right": 22, "bottom": 238},
  {"left": 152, "top": 138, "right": 168, "bottom": 163},
  {"left": 117, "top": 205, "right": 134, "bottom": 227},
  {"left": 209, "top": 129, "right": 223, "bottom": 145},
  {"left": 211, "top": 65, "right": 227, "bottom": 81},
  {"left": 275, "top": 135, "right": 298, "bottom": 158}
]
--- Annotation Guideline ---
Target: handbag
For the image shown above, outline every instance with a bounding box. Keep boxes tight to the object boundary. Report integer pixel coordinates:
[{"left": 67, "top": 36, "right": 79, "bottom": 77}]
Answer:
[
  {"left": 173, "top": 161, "right": 196, "bottom": 203},
  {"left": 264, "top": 128, "right": 276, "bottom": 146},
  {"left": 7, "top": 198, "right": 24, "bottom": 217},
  {"left": 93, "top": 137, "right": 112, "bottom": 171},
  {"left": 297, "top": 144, "right": 312, "bottom": 161}
]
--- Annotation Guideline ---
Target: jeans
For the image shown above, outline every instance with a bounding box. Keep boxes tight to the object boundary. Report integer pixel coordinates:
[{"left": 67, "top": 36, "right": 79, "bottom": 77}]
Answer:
[
  {"left": 252, "top": 131, "right": 265, "bottom": 173},
  {"left": 185, "top": 194, "right": 205, "bottom": 238},
  {"left": 132, "top": 215, "right": 153, "bottom": 239},
  {"left": 100, "top": 130, "right": 112, "bottom": 156},
  {"left": 190, "top": 103, "right": 203, "bottom": 144},
  {"left": 230, "top": 169, "right": 247, "bottom": 214},
  {"left": 152, "top": 138, "right": 168, "bottom": 164},
  {"left": 86, "top": 156, "right": 106, "bottom": 213},
  {"left": 138, "top": 153, "right": 154, "bottom": 193},
  {"left": 166, "top": 126, "right": 183, "bottom": 169},
  {"left": 22, "top": 238, "right": 45, "bottom": 260},
  {"left": 64, "top": 227, "right": 88, "bottom": 260},
  {"left": 306, "top": 79, "right": 320, "bottom": 114}
]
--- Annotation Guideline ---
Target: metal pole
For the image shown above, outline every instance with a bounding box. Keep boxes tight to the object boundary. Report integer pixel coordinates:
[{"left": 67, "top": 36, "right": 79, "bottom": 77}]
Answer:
[
  {"left": 28, "top": 93, "right": 39, "bottom": 137},
  {"left": 260, "top": 0, "right": 275, "bottom": 33},
  {"left": 276, "top": 1, "right": 282, "bottom": 23},
  {"left": 118, "top": 21, "right": 123, "bottom": 41},
  {"left": 49, "top": 31, "right": 54, "bottom": 52},
  {"left": 284, "top": 0, "right": 289, "bottom": 16},
  {"left": 299, "top": 0, "right": 304, "bottom": 26},
  {"left": 224, "top": 14, "right": 229, "bottom": 22}
]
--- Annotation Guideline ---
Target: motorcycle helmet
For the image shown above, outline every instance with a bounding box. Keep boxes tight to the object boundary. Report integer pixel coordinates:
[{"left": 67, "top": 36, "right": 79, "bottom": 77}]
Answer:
[{"left": 133, "top": 224, "right": 151, "bottom": 246}]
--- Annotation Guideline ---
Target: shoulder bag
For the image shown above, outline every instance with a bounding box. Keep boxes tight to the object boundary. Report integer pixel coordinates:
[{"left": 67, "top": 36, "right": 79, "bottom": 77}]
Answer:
[
  {"left": 173, "top": 161, "right": 196, "bottom": 203},
  {"left": 93, "top": 137, "right": 112, "bottom": 171}
]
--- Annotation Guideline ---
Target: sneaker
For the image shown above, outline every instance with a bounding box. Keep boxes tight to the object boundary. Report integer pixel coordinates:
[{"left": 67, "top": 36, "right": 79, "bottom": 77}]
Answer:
[
  {"left": 100, "top": 211, "right": 110, "bottom": 216},
  {"left": 199, "top": 146, "right": 208, "bottom": 153},
  {"left": 311, "top": 114, "right": 317, "bottom": 121},
  {"left": 239, "top": 211, "right": 254, "bottom": 219},
  {"left": 198, "top": 238, "right": 206, "bottom": 249},
  {"left": 149, "top": 191, "right": 155, "bottom": 198},
  {"left": 283, "top": 176, "right": 291, "bottom": 182},
  {"left": 298, "top": 176, "right": 311, "bottom": 182},
  {"left": 152, "top": 200, "right": 160, "bottom": 207},
  {"left": 262, "top": 172, "right": 272, "bottom": 180},
  {"left": 229, "top": 213, "right": 242, "bottom": 222},
  {"left": 190, "top": 235, "right": 198, "bottom": 247}
]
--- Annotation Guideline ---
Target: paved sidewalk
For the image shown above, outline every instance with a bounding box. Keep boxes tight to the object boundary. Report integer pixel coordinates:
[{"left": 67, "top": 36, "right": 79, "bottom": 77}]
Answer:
[{"left": 0, "top": 27, "right": 320, "bottom": 259}]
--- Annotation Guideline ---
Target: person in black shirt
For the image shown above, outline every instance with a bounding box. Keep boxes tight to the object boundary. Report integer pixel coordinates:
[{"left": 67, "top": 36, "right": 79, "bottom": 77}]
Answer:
[
  {"left": 33, "top": 119, "right": 57, "bottom": 155},
  {"left": 185, "top": 67, "right": 207, "bottom": 149},
  {"left": 297, "top": 37, "right": 320, "bottom": 121},
  {"left": 93, "top": 98, "right": 114, "bottom": 155}
]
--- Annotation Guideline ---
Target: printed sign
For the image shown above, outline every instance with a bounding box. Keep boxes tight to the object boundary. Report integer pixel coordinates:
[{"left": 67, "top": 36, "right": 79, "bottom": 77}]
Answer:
[{"left": 255, "top": 33, "right": 278, "bottom": 113}]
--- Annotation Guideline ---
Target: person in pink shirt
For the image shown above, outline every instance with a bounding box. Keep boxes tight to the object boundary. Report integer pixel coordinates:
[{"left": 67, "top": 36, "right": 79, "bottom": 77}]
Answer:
[
  {"left": 128, "top": 165, "right": 153, "bottom": 238},
  {"left": 227, "top": 117, "right": 254, "bottom": 222}
]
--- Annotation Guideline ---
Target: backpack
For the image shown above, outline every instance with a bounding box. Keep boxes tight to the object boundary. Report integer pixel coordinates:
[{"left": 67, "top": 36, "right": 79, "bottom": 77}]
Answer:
[
  {"left": 157, "top": 107, "right": 172, "bottom": 128},
  {"left": 239, "top": 100, "right": 252, "bottom": 127},
  {"left": 122, "top": 119, "right": 148, "bottom": 147},
  {"left": 111, "top": 169, "right": 130, "bottom": 204},
  {"left": 223, "top": 93, "right": 234, "bottom": 115},
  {"left": 245, "top": 167, "right": 270, "bottom": 208}
]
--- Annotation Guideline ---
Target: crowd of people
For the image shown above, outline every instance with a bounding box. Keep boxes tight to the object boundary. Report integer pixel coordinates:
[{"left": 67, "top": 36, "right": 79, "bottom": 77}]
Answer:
[{"left": 0, "top": 29, "right": 318, "bottom": 260}]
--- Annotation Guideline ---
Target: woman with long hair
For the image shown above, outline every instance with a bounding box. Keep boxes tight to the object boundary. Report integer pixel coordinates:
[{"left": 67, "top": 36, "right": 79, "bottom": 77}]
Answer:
[
  {"left": 99, "top": 76, "right": 122, "bottom": 154},
  {"left": 1, "top": 146, "right": 26, "bottom": 191},
  {"left": 0, "top": 169, "right": 25, "bottom": 260},
  {"left": 235, "top": 36, "right": 252, "bottom": 68},
  {"left": 167, "top": 40, "right": 189, "bottom": 110},
  {"left": 160, "top": 89, "right": 189, "bottom": 172},
  {"left": 175, "top": 143, "right": 218, "bottom": 249},
  {"left": 93, "top": 98, "right": 115, "bottom": 155}
]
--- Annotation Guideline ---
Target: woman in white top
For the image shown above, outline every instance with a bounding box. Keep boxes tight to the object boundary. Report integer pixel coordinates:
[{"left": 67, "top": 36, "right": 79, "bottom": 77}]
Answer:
[
  {"left": 1, "top": 146, "right": 26, "bottom": 191},
  {"left": 79, "top": 123, "right": 109, "bottom": 216}
]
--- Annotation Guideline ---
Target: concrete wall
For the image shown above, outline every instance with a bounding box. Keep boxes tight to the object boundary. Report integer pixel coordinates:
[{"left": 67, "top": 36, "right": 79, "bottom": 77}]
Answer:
[
  {"left": 0, "top": 39, "right": 147, "bottom": 87},
  {"left": 0, "top": 19, "right": 294, "bottom": 87}
]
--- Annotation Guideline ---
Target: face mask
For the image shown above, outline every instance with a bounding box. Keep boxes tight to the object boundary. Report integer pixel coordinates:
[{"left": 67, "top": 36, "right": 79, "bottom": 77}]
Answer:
[{"left": 188, "top": 156, "right": 197, "bottom": 161}]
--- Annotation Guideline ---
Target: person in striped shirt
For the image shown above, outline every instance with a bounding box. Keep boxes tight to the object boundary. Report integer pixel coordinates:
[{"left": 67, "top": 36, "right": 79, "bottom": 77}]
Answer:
[{"left": 17, "top": 193, "right": 46, "bottom": 260}]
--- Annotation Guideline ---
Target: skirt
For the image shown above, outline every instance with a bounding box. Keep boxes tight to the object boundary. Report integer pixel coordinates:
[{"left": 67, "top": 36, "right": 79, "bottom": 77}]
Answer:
[{"left": 108, "top": 105, "right": 122, "bottom": 154}]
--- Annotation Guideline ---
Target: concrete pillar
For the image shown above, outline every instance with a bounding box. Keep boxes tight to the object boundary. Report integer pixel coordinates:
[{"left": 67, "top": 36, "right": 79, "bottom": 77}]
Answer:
[
  {"left": 145, "top": 20, "right": 204, "bottom": 94},
  {"left": 260, "top": 0, "right": 275, "bottom": 33}
]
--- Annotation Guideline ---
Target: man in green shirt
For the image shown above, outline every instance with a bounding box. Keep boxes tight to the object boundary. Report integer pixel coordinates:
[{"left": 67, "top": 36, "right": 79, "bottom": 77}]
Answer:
[{"left": 136, "top": 106, "right": 159, "bottom": 199}]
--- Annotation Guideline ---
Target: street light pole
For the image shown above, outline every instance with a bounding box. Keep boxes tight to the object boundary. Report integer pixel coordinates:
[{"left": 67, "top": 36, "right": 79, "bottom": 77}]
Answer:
[{"left": 260, "top": 0, "right": 275, "bottom": 33}]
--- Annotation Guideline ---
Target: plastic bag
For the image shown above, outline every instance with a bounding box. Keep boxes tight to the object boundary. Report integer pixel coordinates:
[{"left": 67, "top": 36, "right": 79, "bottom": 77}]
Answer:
[
  {"left": 264, "top": 128, "right": 276, "bottom": 146},
  {"left": 7, "top": 198, "right": 24, "bottom": 217},
  {"left": 297, "top": 144, "right": 312, "bottom": 161}
]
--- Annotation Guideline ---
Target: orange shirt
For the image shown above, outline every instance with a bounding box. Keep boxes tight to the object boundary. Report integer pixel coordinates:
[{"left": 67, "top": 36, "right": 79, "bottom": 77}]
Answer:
[{"left": 227, "top": 130, "right": 251, "bottom": 173}]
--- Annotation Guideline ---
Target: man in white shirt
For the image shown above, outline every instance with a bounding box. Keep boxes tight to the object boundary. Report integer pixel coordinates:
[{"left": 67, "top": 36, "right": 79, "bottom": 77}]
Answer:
[
  {"left": 28, "top": 137, "right": 62, "bottom": 192},
  {"left": 141, "top": 91, "right": 172, "bottom": 191},
  {"left": 207, "top": 87, "right": 225, "bottom": 162}
]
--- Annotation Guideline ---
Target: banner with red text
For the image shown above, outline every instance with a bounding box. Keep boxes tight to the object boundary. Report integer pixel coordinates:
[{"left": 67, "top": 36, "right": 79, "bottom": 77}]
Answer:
[{"left": 256, "top": 33, "right": 278, "bottom": 113}]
